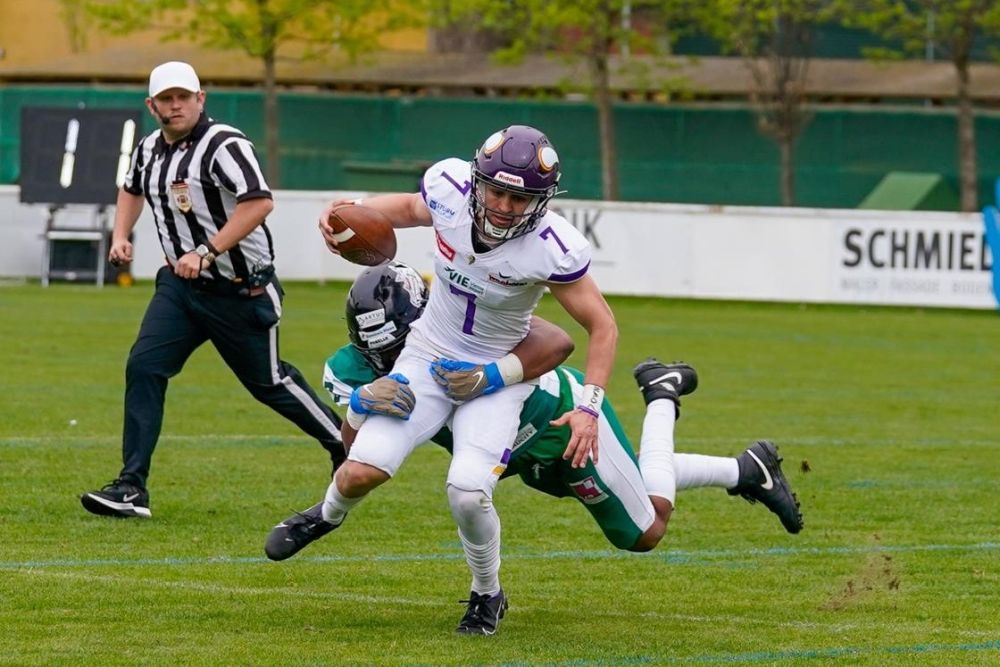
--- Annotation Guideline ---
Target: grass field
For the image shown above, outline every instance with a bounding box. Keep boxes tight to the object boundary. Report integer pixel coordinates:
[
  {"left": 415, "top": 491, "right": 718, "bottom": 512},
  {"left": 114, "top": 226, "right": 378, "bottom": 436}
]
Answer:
[{"left": 1, "top": 281, "right": 997, "bottom": 666}]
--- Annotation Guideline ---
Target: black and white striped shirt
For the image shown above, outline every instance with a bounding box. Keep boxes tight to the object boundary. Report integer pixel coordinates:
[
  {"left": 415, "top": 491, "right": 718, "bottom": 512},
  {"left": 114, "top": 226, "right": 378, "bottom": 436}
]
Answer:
[{"left": 123, "top": 114, "right": 274, "bottom": 283}]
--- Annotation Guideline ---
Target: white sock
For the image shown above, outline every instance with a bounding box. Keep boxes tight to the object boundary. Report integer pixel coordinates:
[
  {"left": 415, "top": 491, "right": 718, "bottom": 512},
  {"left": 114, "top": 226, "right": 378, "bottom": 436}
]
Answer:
[
  {"left": 459, "top": 530, "right": 501, "bottom": 596},
  {"left": 448, "top": 486, "right": 501, "bottom": 595},
  {"left": 638, "top": 398, "right": 677, "bottom": 505},
  {"left": 674, "top": 453, "right": 740, "bottom": 490},
  {"left": 322, "top": 476, "right": 363, "bottom": 524}
]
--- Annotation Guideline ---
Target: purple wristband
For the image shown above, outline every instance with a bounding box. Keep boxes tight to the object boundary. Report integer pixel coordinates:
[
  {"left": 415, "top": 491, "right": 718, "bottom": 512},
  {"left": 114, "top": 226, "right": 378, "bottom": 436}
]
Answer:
[{"left": 576, "top": 404, "right": 600, "bottom": 418}]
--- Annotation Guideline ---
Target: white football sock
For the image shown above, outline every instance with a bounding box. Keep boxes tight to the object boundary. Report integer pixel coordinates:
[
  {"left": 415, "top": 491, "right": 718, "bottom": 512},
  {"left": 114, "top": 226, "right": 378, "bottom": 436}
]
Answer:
[
  {"left": 459, "top": 531, "right": 502, "bottom": 596},
  {"left": 638, "top": 398, "right": 677, "bottom": 505},
  {"left": 674, "top": 453, "right": 740, "bottom": 490},
  {"left": 448, "top": 486, "right": 502, "bottom": 595},
  {"left": 322, "top": 476, "right": 362, "bottom": 524}
]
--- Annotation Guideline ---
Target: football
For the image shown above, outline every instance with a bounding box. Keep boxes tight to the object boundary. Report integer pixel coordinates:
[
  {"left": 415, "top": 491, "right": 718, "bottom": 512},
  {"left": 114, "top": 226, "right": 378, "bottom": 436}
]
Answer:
[{"left": 327, "top": 204, "right": 397, "bottom": 266}]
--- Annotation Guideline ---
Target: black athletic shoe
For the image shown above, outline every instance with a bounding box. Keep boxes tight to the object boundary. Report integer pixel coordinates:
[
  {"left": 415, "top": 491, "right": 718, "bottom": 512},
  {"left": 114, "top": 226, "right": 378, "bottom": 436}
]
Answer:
[
  {"left": 456, "top": 589, "right": 508, "bottom": 636},
  {"left": 264, "top": 502, "right": 340, "bottom": 561},
  {"left": 633, "top": 358, "right": 699, "bottom": 412},
  {"left": 80, "top": 479, "right": 151, "bottom": 518},
  {"left": 728, "top": 440, "right": 804, "bottom": 534}
]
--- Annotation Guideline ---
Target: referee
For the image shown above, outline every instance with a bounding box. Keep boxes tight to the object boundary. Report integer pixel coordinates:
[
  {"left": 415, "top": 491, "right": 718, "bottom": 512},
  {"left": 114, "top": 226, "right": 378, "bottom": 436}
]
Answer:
[{"left": 81, "top": 61, "right": 344, "bottom": 518}]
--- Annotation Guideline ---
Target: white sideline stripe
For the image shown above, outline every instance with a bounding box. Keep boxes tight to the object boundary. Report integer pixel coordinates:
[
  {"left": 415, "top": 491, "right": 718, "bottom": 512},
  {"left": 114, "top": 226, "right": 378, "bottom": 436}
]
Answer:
[
  {"left": 2, "top": 541, "right": 995, "bottom": 571},
  {"left": 11, "top": 570, "right": 997, "bottom": 640}
]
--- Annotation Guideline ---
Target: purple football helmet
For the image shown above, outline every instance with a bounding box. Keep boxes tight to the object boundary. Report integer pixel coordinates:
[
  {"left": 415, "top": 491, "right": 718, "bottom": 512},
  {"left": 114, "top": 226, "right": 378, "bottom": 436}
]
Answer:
[{"left": 470, "top": 125, "right": 562, "bottom": 244}]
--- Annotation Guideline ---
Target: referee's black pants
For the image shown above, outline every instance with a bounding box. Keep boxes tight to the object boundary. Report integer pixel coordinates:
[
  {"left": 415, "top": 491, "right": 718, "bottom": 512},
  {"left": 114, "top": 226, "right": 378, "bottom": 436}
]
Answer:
[{"left": 118, "top": 266, "right": 344, "bottom": 488}]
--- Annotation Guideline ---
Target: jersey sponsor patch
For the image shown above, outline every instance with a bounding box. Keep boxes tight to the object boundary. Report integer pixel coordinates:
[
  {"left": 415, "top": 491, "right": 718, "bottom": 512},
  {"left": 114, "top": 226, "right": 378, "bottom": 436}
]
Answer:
[
  {"left": 427, "top": 197, "right": 457, "bottom": 218},
  {"left": 488, "top": 272, "right": 528, "bottom": 287},
  {"left": 435, "top": 230, "right": 456, "bottom": 260},
  {"left": 511, "top": 423, "right": 537, "bottom": 452},
  {"left": 443, "top": 266, "right": 486, "bottom": 296},
  {"left": 569, "top": 476, "right": 609, "bottom": 505}
]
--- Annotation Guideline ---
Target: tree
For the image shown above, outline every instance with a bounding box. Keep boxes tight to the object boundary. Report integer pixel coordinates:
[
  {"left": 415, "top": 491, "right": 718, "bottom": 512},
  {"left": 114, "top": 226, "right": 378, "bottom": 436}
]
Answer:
[
  {"left": 830, "top": 1, "right": 1000, "bottom": 212},
  {"left": 83, "top": 0, "right": 411, "bottom": 187},
  {"left": 684, "top": 0, "right": 823, "bottom": 206},
  {"left": 435, "top": 0, "right": 684, "bottom": 201}
]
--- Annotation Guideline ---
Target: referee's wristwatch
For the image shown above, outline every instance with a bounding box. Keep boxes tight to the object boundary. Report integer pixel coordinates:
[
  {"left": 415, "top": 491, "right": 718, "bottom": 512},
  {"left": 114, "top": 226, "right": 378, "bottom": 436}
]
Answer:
[{"left": 194, "top": 244, "right": 216, "bottom": 265}]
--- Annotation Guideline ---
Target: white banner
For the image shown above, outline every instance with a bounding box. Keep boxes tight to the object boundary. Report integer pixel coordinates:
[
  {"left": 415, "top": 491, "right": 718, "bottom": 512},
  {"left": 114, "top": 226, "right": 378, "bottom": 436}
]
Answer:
[{"left": 1, "top": 186, "right": 994, "bottom": 309}]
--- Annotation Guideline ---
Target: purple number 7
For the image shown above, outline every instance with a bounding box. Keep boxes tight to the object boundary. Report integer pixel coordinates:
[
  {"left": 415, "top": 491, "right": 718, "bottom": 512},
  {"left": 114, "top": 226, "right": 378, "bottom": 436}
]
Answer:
[
  {"left": 540, "top": 226, "right": 569, "bottom": 253},
  {"left": 442, "top": 172, "right": 471, "bottom": 196},
  {"left": 449, "top": 284, "right": 478, "bottom": 334}
]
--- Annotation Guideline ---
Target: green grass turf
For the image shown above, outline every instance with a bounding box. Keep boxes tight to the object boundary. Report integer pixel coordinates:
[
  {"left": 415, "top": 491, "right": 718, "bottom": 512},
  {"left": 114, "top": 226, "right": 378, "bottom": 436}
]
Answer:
[{"left": 0, "top": 281, "right": 998, "bottom": 666}]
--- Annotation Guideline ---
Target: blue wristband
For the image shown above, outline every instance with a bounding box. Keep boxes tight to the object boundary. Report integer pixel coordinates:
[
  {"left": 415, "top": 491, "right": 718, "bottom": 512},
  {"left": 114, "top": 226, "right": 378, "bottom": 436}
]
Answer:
[{"left": 481, "top": 362, "right": 504, "bottom": 395}]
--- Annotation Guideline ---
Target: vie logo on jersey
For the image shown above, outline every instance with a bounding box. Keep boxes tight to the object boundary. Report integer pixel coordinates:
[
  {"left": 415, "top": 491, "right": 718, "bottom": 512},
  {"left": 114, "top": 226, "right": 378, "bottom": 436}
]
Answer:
[
  {"left": 435, "top": 231, "right": 456, "bottom": 260},
  {"left": 444, "top": 266, "right": 486, "bottom": 296}
]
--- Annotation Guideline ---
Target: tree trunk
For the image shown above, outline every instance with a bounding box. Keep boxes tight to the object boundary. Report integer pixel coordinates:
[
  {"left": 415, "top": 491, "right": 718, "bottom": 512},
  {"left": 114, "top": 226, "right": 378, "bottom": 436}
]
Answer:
[
  {"left": 263, "top": 50, "right": 280, "bottom": 188},
  {"left": 780, "top": 134, "right": 795, "bottom": 206},
  {"left": 591, "top": 52, "right": 619, "bottom": 201},
  {"left": 256, "top": 0, "right": 280, "bottom": 187},
  {"left": 955, "top": 60, "right": 978, "bottom": 212}
]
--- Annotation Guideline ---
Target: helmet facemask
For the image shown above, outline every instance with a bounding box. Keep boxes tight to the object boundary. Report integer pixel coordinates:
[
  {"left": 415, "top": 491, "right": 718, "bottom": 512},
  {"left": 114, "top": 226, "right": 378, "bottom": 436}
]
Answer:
[
  {"left": 358, "top": 335, "right": 406, "bottom": 375},
  {"left": 470, "top": 177, "right": 554, "bottom": 245}
]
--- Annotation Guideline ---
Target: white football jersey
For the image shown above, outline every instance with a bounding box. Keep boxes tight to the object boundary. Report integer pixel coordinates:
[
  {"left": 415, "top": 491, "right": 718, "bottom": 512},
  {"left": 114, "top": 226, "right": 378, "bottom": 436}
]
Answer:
[{"left": 411, "top": 158, "right": 591, "bottom": 362}]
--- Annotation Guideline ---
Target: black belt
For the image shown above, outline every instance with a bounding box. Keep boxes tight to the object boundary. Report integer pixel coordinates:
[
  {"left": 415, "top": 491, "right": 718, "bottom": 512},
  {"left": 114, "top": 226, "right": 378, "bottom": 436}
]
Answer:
[{"left": 192, "top": 266, "right": 275, "bottom": 297}]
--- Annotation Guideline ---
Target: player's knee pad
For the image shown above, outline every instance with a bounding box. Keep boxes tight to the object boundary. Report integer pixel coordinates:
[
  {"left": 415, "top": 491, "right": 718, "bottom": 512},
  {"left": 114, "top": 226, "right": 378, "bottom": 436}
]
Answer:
[
  {"left": 447, "top": 485, "right": 492, "bottom": 519},
  {"left": 446, "top": 485, "right": 498, "bottom": 544}
]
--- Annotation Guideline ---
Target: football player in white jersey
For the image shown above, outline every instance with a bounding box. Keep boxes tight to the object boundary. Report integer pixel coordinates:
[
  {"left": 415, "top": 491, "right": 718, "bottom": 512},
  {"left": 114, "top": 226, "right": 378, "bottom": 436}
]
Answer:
[{"left": 317, "top": 125, "right": 618, "bottom": 634}]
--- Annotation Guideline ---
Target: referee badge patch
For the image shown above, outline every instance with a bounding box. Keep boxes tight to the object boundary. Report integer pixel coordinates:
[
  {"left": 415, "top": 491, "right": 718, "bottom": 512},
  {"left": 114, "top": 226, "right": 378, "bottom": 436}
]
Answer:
[{"left": 170, "top": 180, "right": 192, "bottom": 212}]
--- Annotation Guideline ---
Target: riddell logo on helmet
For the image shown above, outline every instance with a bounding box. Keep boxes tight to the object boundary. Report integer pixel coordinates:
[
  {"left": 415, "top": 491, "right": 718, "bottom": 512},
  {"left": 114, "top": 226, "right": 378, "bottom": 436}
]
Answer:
[{"left": 494, "top": 171, "right": 525, "bottom": 187}]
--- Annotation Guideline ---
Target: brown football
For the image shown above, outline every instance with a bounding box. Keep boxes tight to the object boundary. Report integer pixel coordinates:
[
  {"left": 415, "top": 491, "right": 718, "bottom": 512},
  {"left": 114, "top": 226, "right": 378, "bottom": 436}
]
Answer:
[{"left": 327, "top": 204, "right": 397, "bottom": 266}]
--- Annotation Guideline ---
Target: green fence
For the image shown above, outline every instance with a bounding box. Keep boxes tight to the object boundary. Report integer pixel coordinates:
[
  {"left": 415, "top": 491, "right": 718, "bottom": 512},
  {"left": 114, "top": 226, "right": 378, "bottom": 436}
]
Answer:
[{"left": 3, "top": 84, "right": 1000, "bottom": 209}]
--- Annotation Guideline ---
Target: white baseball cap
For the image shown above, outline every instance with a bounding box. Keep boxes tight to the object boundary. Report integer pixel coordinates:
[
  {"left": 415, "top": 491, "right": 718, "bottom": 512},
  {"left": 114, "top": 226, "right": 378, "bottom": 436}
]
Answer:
[{"left": 148, "top": 61, "right": 201, "bottom": 97}]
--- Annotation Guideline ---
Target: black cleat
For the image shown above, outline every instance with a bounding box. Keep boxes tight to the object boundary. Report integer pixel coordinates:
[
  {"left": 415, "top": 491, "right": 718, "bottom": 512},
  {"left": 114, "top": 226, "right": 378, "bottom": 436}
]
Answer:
[
  {"left": 456, "top": 589, "right": 508, "bottom": 636},
  {"left": 633, "top": 358, "right": 698, "bottom": 412},
  {"left": 81, "top": 479, "right": 151, "bottom": 518},
  {"left": 265, "top": 502, "right": 340, "bottom": 561},
  {"left": 728, "top": 440, "right": 804, "bottom": 534}
]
